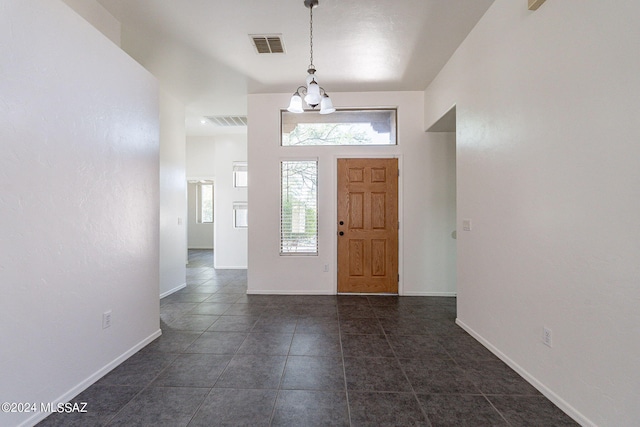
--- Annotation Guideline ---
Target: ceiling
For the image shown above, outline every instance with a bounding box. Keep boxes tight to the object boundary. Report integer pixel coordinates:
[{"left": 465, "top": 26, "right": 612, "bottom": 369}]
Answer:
[{"left": 96, "top": 0, "right": 494, "bottom": 135}]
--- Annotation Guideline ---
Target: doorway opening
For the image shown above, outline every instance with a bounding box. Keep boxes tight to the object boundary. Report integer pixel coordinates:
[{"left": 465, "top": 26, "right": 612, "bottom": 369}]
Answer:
[
  {"left": 426, "top": 104, "right": 457, "bottom": 295},
  {"left": 187, "top": 179, "right": 214, "bottom": 252}
]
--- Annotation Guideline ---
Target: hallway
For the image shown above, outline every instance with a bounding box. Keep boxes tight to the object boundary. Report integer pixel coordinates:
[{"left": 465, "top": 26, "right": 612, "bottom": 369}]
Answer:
[{"left": 39, "top": 250, "right": 576, "bottom": 426}]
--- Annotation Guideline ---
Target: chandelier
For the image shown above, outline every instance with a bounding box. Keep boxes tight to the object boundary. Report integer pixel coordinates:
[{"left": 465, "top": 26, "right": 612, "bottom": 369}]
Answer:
[{"left": 287, "top": 0, "right": 335, "bottom": 114}]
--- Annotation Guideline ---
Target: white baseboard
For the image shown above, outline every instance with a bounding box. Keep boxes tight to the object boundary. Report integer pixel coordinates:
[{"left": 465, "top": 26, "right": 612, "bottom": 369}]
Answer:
[
  {"left": 402, "top": 291, "right": 457, "bottom": 297},
  {"left": 213, "top": 266, "right": 248, "bottom": 270},
  {"left": 455, "top": 319, "right": 593, "bottom": 427},
  {"left": 247, "top": 290, "right": 456, "bottom": 297},
  {"left": 160, "top": 282, "right": 186, "bottom": 299},
  {"left": 20, "top": 329, "right": 162, "bottom": 427},
  {"left": 247, "top": 289, "right": 335, "bottom": 295}
]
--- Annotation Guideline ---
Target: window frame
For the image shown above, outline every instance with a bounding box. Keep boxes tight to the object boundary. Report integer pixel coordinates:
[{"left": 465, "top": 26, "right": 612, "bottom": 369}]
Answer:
[
  {"left": 279, "top": 159, "right": 319, "bottom": 256},
  {"left": 280, "top": 108, "right": 398, "bottom": 147},
  {"left": 233, "top": 161, "right": 248, "bottom": 188},
  {"left": 196, "top": 182, "right": 214, "bottom": 224},
  {"left": 233, "top": 202, "right": 248, "bottom": 229}
]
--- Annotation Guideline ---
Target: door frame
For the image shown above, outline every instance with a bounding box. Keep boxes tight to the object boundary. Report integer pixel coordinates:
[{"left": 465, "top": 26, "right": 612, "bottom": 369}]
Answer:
[{"left": 331, "top": 154, "right": 404, "bottom": 295}]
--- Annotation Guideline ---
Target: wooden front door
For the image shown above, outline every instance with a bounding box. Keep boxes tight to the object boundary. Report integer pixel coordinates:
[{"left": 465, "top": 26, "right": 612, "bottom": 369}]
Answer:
[{"left": 337, "top": 158, "right": 398, "bottom": 294}]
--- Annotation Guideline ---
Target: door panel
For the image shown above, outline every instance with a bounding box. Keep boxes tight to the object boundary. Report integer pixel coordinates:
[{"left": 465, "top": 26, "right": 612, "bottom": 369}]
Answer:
[{"left": 337, "top": 158, "right": 398, "bottom": 294}]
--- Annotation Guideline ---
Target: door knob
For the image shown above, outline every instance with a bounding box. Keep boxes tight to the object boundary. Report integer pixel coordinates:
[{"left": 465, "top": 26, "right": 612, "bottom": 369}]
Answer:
[
  {"left": 339, "top": 221, "right": 344, "bottom": 225},
  {"left": 339, "top": 231, "right": 344, "bottom": 236}
]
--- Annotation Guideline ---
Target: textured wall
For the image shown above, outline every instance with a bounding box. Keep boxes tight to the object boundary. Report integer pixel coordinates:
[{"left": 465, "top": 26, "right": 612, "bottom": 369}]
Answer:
[
  {"left": 159, "top": 90, "right": 187, "bottom": 297},
  {"left": 60, "top": 0, "right": 121, "bottom": 45},
  {"left": 424, "top": 0, "right": 640, "bottom": 425},
  {"left": 0, "top": 1, "right": 160, "bottom": 425}
]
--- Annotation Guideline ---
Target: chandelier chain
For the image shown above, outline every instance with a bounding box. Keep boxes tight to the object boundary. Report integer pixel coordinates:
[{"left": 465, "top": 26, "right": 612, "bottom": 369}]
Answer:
[{"left": 309, "top": 5, "right": 314, "bottom": 69}]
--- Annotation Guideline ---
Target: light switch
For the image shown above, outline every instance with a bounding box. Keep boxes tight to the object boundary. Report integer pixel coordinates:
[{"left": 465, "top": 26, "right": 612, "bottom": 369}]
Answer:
[
  {"left": 462, "top": 219, "right": 472, "bottom": 231},
  {"left": 177, "top": 217, "right": 183, "bottom": 225}
]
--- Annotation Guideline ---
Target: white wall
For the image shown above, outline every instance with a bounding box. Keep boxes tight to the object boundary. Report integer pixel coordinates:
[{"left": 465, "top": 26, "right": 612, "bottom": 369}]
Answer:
[
  {"left": 60, "top": 0, "right": 121, "bottom": 46},
  {"left": 247, "top": 92, "right": 456, "bottom": 295},
  {"left": 423, "top": 0, "right": 640, "bottom": 425},
  {"left": 186, "top": 134, "right": 248, "bottom": 268},
  {"left": 0, "top": 2, "right": 160, "bottom": 426},
  {"left": 186, "top": 136, "right": 217, "bottom": 178},
  {"left": 159, "top": 90, "right": 187, "bottom": 297},
  {"left": 213, "top": 134, "right": 248, "bottom": 269}
]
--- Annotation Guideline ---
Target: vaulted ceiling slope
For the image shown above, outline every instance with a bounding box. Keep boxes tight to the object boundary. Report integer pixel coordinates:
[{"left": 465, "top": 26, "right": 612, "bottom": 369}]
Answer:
[{"left": 96, "top": 0, "right": 494, "bottom": 132}]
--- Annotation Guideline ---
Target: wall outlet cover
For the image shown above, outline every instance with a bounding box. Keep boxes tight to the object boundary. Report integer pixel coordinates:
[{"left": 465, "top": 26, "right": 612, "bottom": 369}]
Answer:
[
  {"left": 103, "top": 311, "right": 112, "bottom": 329},
  {"left": 543, "top": 327, "right": 552, "bottom": 347}
]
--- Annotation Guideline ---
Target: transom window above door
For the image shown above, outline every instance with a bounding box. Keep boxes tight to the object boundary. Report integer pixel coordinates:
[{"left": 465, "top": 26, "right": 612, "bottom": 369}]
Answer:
[{"left": 281, "top": 109, "right": 397, "bottom": 146}]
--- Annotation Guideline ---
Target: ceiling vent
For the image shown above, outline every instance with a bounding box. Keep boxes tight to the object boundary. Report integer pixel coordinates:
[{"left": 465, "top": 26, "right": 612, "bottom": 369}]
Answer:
[
  {"left": 205, "top": 116, "right": 248, "bottom": 127},
  {"left": 250, "top": 34, "right": 285, "bottom": 54}
]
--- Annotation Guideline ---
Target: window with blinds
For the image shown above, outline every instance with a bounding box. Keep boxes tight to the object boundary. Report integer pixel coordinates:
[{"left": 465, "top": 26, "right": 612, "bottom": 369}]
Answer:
[
  {"left": 197, "top": 182, "right": 213, "bottom": 223},
  {"left": 233, "top": 162, "right": 248, "bottom": 187},
  {"left": 280, "top": 160, "right": 318, "bottom": 255},
  {"left": 233, "top": 202, "right": 248, "bottom": 228}
]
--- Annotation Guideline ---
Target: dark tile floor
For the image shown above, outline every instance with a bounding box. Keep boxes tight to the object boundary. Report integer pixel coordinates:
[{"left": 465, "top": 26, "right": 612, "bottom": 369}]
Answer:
[{"left": 39, "top": 250, "right": 578, "bottom": 426}]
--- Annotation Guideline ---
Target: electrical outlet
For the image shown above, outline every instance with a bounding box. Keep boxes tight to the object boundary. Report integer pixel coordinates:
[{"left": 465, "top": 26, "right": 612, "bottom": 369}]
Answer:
[
  {"left": 543, "top": 327, "right": 552, "bottom": 347},
  {"left": 323, "top": 264, "right": 329, "bottom": 272},
  {"left": 103, "top": 311, "right": 112, "bottom": 329}
]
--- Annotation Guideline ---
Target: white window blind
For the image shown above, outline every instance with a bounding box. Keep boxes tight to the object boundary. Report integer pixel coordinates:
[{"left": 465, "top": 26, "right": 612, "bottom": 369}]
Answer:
[
  {"left": 280, "top": 160, "right": 318, "bottom": 255},
  {"left": 233, "top": 202, "right": 248, "bottom": 228},
  {"left": 233, "top": 162, "right": 248, "bottom": 187}
]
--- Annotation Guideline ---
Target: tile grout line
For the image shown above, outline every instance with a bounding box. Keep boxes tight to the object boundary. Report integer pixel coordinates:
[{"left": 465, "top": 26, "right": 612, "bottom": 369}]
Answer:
[
  {"left": 373, "top": 296, "right": 434, "bottom": 427},
  {"left": 267, "top": 314, "right": 298, "bottom": 426},
  {"left": 107, "top": 256, "right": 213, "bottom": 425},
  {"left": 337, "top": 302, "right": 354, "bottom": 427},
  {"left": 440, "top": 339, "right": 514, "bottom": 427},
  {"left": 102, "top": 349, "right": 187, "bottom": 425},
  {"left": 165, "top": 271, "right": 222, "bottom": 427},
  {"left": 178, "top": 255, "right": 248, "bottom": 426}
]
